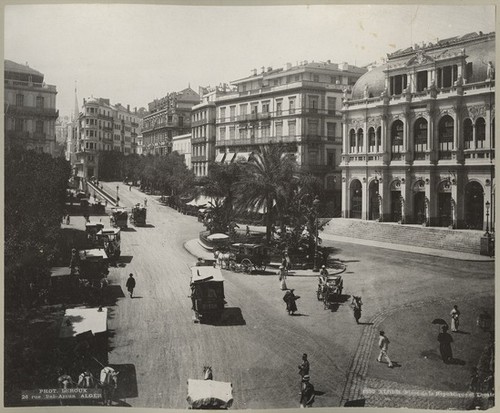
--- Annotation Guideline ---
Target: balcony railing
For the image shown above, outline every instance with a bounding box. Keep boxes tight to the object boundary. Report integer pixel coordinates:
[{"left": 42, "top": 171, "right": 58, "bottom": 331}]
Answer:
[
  {"left": 6, "top": 105, "right": 59, "bottom": 118},
  {"left": 191, "top": 155, "right": 208, "bottom": 162},
  {"left": 5, "top": 79, "right": 57, "bottom": 92},
  {"left": 217, "top": 108, "right": 342, "bottom": 124},
  {"left": 215, "top": 135, "right": 300, "bottom": 147}
]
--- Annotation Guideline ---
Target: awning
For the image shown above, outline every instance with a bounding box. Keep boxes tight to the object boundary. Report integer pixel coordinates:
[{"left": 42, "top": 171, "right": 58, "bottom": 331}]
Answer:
[
  {"left": 59, "top": 307, "right": 108, "bottom": 338},
  {"left": 207, "top": 233, "right": 230, "bottom": 241},
  {"left": 224, "top": 152, "right": 237, "bottom": 164},
  {"left": 186, "top": 195, "right": 221, "bottom": 207},
  {"left": 214, "top": 153, "right": 226, "bottom": 163},
  {"left": 235, "top": 152, "right": 252, "bottom": 162}
]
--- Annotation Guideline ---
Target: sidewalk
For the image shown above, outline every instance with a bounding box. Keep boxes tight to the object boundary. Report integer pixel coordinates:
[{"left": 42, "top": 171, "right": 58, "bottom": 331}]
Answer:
[{"left": 244, "top": 225, "right": 494, "bottom": 262}]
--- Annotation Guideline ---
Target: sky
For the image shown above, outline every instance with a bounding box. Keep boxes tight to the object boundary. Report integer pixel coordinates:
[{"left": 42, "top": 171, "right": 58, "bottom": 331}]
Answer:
[{"left": 4, "top": 4, "right": 496, "bottom": 118}]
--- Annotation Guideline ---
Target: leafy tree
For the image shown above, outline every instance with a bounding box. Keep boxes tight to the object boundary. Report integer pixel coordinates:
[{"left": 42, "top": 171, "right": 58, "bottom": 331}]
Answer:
[{"left": 234, "top": 144, "right": 297, "bottom": 244}]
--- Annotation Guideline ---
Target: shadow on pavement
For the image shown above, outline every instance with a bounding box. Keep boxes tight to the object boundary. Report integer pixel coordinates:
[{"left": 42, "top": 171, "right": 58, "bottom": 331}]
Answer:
[
  {"left": 447, "top": 358, "right": 466, "bottom": 365},
  {"left": 110, "top": 363, "right": 138, "bottom": 400},
  {"left": 454, "top": 330, "right": 471, "bottom": 335},
  {"left": 140, "top": 224, "right": 155, "bottom": 228},
  {"left": 344, "top": 398, "right": 366, "bottom": 407},
  {"left": 118, "top": 255, "right": 133, "bottom": 264},
  {"left": 211, "top": 307, "right": 246, "bottom": 326},
  {"left": 121, "top": 227, "right": 137, "bottom": 232}
]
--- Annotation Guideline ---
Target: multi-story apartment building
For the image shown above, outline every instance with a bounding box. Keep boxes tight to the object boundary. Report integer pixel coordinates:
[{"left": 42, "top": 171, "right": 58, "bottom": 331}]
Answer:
[
  {"left": 191, "top": 86, "right": 229, "bottom": 178},
  {"left": 142, "top": 87, "right": 199, "bottom": 155},
  {"left": 70, "top": 97, "right": 142, "bottom": 188},
  {"left": 172, "top": 133, "right": 192, "bottom": 169},
  {"left": 341, "top": 31, "right": 495, "bottom": 230},
  {"left": 4, "top": 60, "right": 59, "bottom": 155},
  {"left": 212, "top": 61, "right": 367, "bottom": 208}
]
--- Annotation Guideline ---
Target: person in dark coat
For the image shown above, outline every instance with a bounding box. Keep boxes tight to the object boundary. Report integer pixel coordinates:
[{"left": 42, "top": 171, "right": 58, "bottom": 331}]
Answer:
[
  {"left": 298, "top": 353, "right": 310, "bottom": 378},
  {"left": 437, "top": 325, "right": 453, "bottom": 363},
  {"left": 126, "top": 273, "right": 136, "bottom": 298},
  {"left": 283, "top": 289, "right": 300, "bottom": 315}
]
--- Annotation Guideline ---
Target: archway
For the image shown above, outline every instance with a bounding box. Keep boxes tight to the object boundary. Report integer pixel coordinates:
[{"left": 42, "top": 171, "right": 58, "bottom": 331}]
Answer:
[
  {"left": 437, "top": 180, "right": 452, "bottom": 227},
  {"left": 350, "top": 179, "right": 362, "bottom": 219},
  {"left": 368, "top": 179, "right": 380, "bottom": 220},
  {"left": 464, "top": 181, "right": 484, "bottom": 229},
  {"left": 390, "top": 180, "right": 402, "bottom": 222}
]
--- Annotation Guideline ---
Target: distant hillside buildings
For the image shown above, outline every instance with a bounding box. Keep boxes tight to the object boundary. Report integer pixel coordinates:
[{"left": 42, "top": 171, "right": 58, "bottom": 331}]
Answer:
[{"left": 4, "top": 60, "right": 59, "bottom": 155}]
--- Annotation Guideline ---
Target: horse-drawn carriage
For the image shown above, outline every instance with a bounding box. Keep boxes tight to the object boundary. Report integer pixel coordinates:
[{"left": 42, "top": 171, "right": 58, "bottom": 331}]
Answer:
[
  {"left": 187, "top": 379, "right": 233, "bottom": 409},
  {"left": 317, "top": 274, "right": 344, "bottom": 310},
  {"left": 189, "top": 266, "right": 226, "bottom": 323},
  {"left": 110, "top": 207, "right": 128, "bottom": 229},
  {"left": 86, "top": 222, "right": 105, "bottom": 245},
  {"left": 97, "top": 228, "right": 121, "bottom": 259},
  {"left": 130, "top": 204, "right": 147, "bottom": 226},
  {"left": 227, "top": 243, "right": 270, "bottom": 274}
]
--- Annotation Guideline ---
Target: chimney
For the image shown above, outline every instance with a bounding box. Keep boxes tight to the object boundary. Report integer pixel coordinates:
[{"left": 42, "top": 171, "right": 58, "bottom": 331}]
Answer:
[
  {"left": 327, "top": 60, "right": 331, "bottom": 64},
  {"left": 267, "top": 66, "right": 272, "bottom": 72},
  {"left": 127, "top": 104, "right": 130, "bottom": 112},
  {"left": 303, "top": 60, "right": 308, "bottom": 65},
  {"left": 134, "top": 107, "right": 137, "bottom": 114},
  {"left": 261, "top": 66, "right": 265, "bottom": 74},
  {"left": 252, "top": 68, "right": 257, "bottom": 76},
  {"left": 286, "top": 62, "right": 292, "bottom": 70}
]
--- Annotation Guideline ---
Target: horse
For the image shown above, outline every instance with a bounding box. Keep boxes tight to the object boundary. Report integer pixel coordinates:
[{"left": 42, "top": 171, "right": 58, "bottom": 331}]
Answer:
[
  {"left": 203, "top": 366, "right": 213, "bottom": 380},
  {"left": 218, "top": 252, "right": 235, "bottom": 269},
  {"left": 100, "top": 366, "right": 119, "bottom": 406}
]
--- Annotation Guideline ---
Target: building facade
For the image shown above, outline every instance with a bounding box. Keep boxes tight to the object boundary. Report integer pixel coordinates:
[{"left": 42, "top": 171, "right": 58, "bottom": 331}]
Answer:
[
  {"left": 4, "top": 60, "right": 59, "bottom": 155},
  {"left": 341, "top": 32, "right": 495, "bottom": 230},
  {"left": 172, "top": 133, "right": 192, "bottom": 169},
  {"left": 70, "top": 97, "right": 142, "bottom": 187},
  {"left": 212, "top": 61, "right": 366, "bottom": 209},
  {"left": 191, "top": 86, "right": 228, "bottom": 178},
  {"left": 142, "top": 87, "right": 199, "bottom": 155}
]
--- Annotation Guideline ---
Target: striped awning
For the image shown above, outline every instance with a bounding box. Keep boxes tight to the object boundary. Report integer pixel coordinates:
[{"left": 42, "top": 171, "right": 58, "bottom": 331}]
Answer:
[
  {"left": 214, "top": 153, "right": 226, "bottom": 163},
  {"left": 224, "top": 152, "right": 237, "bottom": 164},
  {"left": 235, "top": 152, "right": 252, "bottom": 162}
]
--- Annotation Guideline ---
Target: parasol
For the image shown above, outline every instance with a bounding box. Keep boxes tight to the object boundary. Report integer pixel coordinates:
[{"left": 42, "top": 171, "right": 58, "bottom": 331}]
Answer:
[{"left": 432, "top": 318, "right": 448, "bottom": 332}]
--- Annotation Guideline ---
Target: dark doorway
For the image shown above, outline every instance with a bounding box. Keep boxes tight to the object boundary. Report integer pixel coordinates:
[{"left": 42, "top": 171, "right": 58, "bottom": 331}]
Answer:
[
  {"left": 391, "top": 191, "right": 402, "bottom": 222},
  {"left": 464, "top": 182, "right": 484, "bottom": 229},
  {"left": 369, "top": 180, "right": 380, "bottom": 220},
  {"left": 414, "top": 192, "right": 426, "bottom": 224},
  {"left": 438, "top": 192, "right": 452, "bottom": 227},
  {"left": 350, "top": 180, "right": 362, "bottom": 219}
]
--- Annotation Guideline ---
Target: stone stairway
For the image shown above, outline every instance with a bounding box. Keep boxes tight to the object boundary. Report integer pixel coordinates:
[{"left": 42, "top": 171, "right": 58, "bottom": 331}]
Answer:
[{"left": 323, "top": 218, "right": 484, "bottom": 255}]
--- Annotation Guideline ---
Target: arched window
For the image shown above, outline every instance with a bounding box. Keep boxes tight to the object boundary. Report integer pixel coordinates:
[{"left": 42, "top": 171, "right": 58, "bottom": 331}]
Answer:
[
  {"left": 476, "top": 117, "right": 486, "bottom": 149},
  {"left": 391, "top": 120, "right": 404, "bottom": 160},
  {"left": 413, "top": 118, "right": 428, "bottom": 160},
  {"left": 376, "top": 127, "right": 382, "bottom": 150},
  {"left": 463, "top": 118, "right": 473, "bottom": 149},
  {"left": 492, "top": 118, "right": 495, "bottom": 149},
  {"left": 368, "top": 127, "right": 376, "bottom": 152},
  {"left": 349, "top": 129, "right": 356, "bottom": 153},
  {"left": 438, "top": 115, "right": 454, "bottom": 160},
  {"left": 357, "top": 129, "right": 364, "bottom": 152}
]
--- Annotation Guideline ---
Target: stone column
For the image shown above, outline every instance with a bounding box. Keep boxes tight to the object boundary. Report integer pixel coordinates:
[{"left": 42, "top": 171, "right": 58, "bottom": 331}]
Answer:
[
  {"left": 342, "top": 120, "right": 349, "bottom": 154},
  {"left": 361, "top": 177, "right": 368, "bottom": 220},
  {"left": 378, "top": 176, "right": 386, "bottom": 222},
  {"left": 341, "top": 176, "right": 349, "bottom": 218}
]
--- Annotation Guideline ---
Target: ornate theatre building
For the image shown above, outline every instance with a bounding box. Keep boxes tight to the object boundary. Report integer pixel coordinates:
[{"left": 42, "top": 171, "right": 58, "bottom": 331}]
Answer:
[{"left": 341, "top": 32, "right": 495, "bottom": 230}]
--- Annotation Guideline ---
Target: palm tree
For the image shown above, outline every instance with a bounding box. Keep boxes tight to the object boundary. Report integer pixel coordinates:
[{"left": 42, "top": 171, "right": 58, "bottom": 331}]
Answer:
[{"left": 234, "top": 144, "right": 297, "bottom": 244}]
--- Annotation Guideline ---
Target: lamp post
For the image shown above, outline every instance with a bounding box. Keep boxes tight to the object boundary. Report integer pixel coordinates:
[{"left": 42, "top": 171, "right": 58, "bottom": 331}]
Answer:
[
  {"left": 485, "top": 201, "right": 491, "bottom": 236},
  {"left": 116, "top": 185, "right": 120, "bottom": 206},
  {"left": 312, "top": 196, "right": 321, "bottom": 272}
]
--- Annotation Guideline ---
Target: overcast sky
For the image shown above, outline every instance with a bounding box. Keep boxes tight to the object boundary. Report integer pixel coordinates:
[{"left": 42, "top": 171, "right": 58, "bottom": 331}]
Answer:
[{"left": 4, "top": 4, "right": 496, "bottom": 118}]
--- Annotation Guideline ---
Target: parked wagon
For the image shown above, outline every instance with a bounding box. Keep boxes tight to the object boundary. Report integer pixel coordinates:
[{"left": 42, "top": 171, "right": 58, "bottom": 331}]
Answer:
[
  {"left": 86, "top": 222, "right": 105, "bottom": 245},
  {"left": 228, "top": 243, "right": 270, "bottom": 273},
  {"left": 189, "top": 266, "right": 225, "bottom": 323},
  {"left": 96, "top": 228, "right": 121, "bottom": 259},
  {"left": 110, "top": 207, "right": 128, "bottom": 229},
  {"left": 130, "top": 204, "right": 147, "bottom": 226},
  {"left": 187, "top": 379, "right": 233, "bottom": 409}
]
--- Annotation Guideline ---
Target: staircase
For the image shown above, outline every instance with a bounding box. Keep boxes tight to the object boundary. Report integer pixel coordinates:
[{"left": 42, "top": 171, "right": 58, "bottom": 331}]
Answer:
[{"left": 323, "top": 218, "right": 484, "bottom": 255}]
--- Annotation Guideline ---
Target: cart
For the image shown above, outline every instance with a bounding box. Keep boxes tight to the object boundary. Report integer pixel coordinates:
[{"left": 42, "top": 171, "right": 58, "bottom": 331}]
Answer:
[
  {"left": 78, "top": 249, "right": 109, "bottom": 281},
  {"left": 86, "top": 222, "right": 105, "bottom": 245},
  {"left": 189, "top": 266, "right": 225, "bottom": 323},
  {"left": 228, "top": 243, "right": 270, "bottom": 273},
  {"left": 110, "top": 208, "right": 128, "bottom": 229},
  {"left": 96, "top": 228, "right": 121, "bottom": 259},
  {"left": 187, "top": 379, "right": 233, "bottom": 409},
  {"left": 49, "top": 267, "right": 80, "bottom": 303},
  {"left": 317, "top": 275, "right": 344, "bottom": 309},
  {"left": 130, "top": 205, "right": 147, "bottom": 226}
]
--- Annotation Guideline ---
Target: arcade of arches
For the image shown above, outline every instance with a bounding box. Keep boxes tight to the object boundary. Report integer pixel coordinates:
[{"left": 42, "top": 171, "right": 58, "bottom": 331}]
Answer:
[{"left": 343, "top": 174, "right": 493, "bottom": 230}]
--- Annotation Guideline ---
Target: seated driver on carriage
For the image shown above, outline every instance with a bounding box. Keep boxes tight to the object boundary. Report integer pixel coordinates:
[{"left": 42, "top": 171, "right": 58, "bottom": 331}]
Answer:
[{"left": 318, "top": 265, "right": 329, "bottom": 293}]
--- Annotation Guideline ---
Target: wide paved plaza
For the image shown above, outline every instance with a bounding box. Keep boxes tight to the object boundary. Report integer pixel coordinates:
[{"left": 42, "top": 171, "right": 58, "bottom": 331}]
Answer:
[{"left": 78, "top": 182, "right": 495, "bottom": 409}]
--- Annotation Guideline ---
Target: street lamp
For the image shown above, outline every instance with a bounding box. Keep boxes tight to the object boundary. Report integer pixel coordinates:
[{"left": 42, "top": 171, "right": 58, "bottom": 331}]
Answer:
[
  {"left": 485, "top": 201, "right": 491, "bottom": 236},
  {"left": 312, "top": 196, "right": 321, "bottom": 272},
  {"left": 116, "top": 185, "right": 120, "bottom": 206}
]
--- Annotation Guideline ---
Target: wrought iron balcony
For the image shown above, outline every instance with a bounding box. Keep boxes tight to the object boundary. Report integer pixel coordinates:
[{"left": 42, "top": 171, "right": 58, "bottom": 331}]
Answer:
[{"left": 6, "top": 105, "right": 59, "bottom": 118}]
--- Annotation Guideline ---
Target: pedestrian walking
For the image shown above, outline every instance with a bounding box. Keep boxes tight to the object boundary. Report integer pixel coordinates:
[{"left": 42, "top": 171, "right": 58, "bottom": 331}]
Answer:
[
  {"left": 283, "top": 289, "right": 300, "bottom": 315},
  {"left": 437, "top": 325, "right": 453, "bottom": 363},
  {"left": 450, "top": 305, "right": 460, "bottom": 332},
  {"left": 299, "top": 375, "right": 315, "bottom": 408},
  {"left": 298, "top": 353, "right": 310, "bottom": 378},
  {"left": 351, "top": 296, "right": 362, "bottom": 324},
  {"left": 377, "top": 331, "right": 394, "bottom": 368},
  {"left": 126, "top": 273, "right": 136, "bottom": 298},
  {"left": 144, "top": 198, "right": 147, "bottom": 207},
  {"left": 245, "top": 225, "right": 250, "bottom": 237},
  {"left": 129, "top": 185, "right": 132, "bottom": 191},
  {"left": 278, "top": 265, "right": 288, "bottom": 290},
  {"left": 66, "top": 214, "right": 71, "bottom": 225}
]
